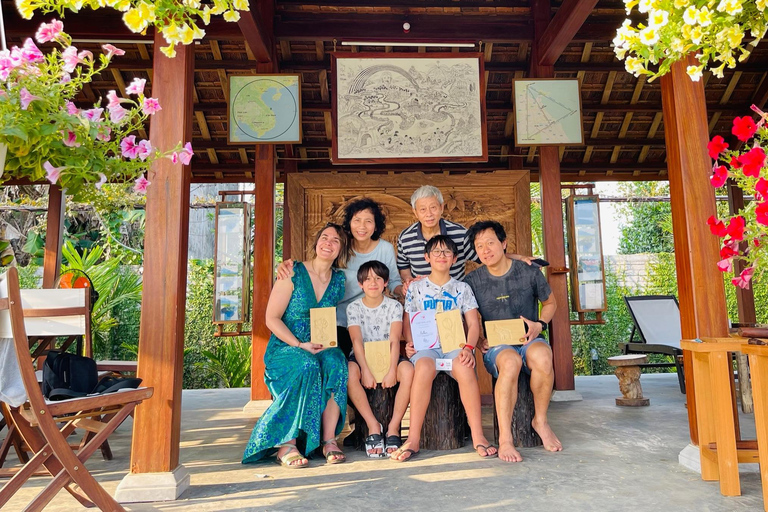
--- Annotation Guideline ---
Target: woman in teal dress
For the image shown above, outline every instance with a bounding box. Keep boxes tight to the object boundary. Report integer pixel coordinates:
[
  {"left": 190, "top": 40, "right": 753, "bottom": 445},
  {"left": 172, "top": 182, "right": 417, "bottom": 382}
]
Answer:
[{"left": 243, "top": 224, "right": 352, "bottom": 468}]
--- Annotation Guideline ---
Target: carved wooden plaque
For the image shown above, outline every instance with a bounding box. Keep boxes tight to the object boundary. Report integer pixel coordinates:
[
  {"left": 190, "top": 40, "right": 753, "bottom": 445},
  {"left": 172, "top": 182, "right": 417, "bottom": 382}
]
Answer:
[
  {"left": 310, "top": 307, "right": 337, "bottom": 348},
  {"left": 287, "top": 170, "right": 532, "bottom": 396},
  {"left": 364, "top": 340, "right": 391, "bottom": 383}
]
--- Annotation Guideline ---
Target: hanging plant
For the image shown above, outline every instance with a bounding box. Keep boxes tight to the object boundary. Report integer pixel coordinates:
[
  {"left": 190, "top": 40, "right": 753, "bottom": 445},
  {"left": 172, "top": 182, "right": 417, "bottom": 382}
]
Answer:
[
  {"left": 613, "top": 0, "right": 768, "bottom": 81},
  {"left": 0, "top": 20, "right": 193, "bottom": 200},
  {"left": 15, "top": 0, "right": 248, "bottom": 58},
  {"left": 708, "top": 104, "right": 768, "bottom": 289}
]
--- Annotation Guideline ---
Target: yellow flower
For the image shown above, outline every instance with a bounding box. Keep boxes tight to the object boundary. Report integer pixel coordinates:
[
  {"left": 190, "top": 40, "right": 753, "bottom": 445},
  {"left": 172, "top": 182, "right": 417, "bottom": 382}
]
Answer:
[
  {"left": 638, "top": 26, "right": 659, "bottom": 45},
  {"left": 192, "top": 24, "right": 205, "bottom": 40},
  {"left": 695, "top": 6, "right": 713, "bottom": 26},
  {"left": 624, "top": 0, "right": 639, "bottom": 14},
  {"left": 638, "top": 0, "right": 658, "bottom": 13},
  {"left": 179, "top": 24, "right": 195, "bottom": 45},
  {"left": 223, "top": 9, "right": 240, "bottom": 22},
  {"left": 682, "top": 24, "right": 693, "bottom": 39},
  {"left": 648, "top": 9, "right": 669, "bottom": 28},
  {"left": 234, "top": 0, "right": 248, "bottom": 10},
  {"left": 615, "top": 46, "right": 628, "bottom": 60},
  {"left": 625, "top": 57, "right": 645, "bottom": 75},
  {"left": 184, "top": 0, "right": 201, "bottom": 7},
  {"left": 739, "top": 49, "right": 751, "bottom": 62},
  {"left": 163, "top": 23, "right": 179, "bottom": 42},
  {"left": 716, "top": 0, "right": 743, "bottom": 14},
  {"left": 211, "top": 0, "right": 228, "bottom": 15},
  {"left": 123, "top": 8, "right": 147, "bottom": 32},
  {"left": 683, "top": 6, "right": 698, "bottom": 25},
  {"left": 691, "top": 25, "right": 704, "bottom": 44},
  {"left": 109, "top": 0, "right": 130, "bottom": 11},
  {"left": 686, "top": 65, "right": 703, "bottom": 81},
  {"left": 710, "top": 62, "right": 726, "bottom": 78},
  {"left": 757, "top": 0, "right": 766, "bottom": 11},
  {"left": 15, "top": 0, "right": 35, "bottom": 19},
  {"left": 673, "top": 0, "right": 689, "bottom": 8},
  {"left": 726, "top": 25, "right": 744, "bottom": 46},
  {"left": 200, "top": 6, "right": 212, "bottom": 24},
  {"left": 161, "top": 45, "right": 177, "bottom": 59},
  {"left": 670, "top": 37, "right": 685, "bottom": 53}
]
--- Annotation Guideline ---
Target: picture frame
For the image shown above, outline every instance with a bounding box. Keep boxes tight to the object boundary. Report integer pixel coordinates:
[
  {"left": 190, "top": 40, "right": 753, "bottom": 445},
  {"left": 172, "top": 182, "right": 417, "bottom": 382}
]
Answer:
[
  {"left": 512, "top": 78, "right": 584, "bottom": 147},
  {"left": 227, "top": 74, "right": 302, "bottom": 144},
  {"left": 331, "top": 53, "right": 488, "bottom": 164},
  {"left": 565, "top": 194, "right": 607, "bottom": 313}
]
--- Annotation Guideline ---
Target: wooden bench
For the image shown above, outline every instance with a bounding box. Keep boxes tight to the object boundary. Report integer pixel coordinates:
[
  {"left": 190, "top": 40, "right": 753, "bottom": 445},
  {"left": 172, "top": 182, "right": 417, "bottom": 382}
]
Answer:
[{"left": 491, "top": 371, "right": 542, "bottom": 447}]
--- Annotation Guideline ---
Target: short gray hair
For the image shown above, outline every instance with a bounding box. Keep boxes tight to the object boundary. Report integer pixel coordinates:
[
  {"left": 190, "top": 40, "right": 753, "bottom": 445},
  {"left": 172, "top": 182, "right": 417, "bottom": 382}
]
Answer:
[{"left": 410, "top": 185, "right": 444, "bottom": 209}]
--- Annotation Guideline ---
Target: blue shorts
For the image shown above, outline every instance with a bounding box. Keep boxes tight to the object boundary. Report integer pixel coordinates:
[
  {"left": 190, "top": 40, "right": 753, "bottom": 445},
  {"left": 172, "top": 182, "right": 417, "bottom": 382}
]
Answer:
[
  {"left": 483, "top": 338, "right": 549, "bottom": 378},
  {"left": 410, "top": 347, "right": 463, "bottom": 371}
]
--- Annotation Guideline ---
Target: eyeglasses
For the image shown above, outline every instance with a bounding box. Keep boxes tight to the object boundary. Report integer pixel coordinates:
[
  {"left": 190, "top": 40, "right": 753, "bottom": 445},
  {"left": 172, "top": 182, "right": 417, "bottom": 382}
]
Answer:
[{"left": 430, "top": 249, "right": 454, "bottom": 257}]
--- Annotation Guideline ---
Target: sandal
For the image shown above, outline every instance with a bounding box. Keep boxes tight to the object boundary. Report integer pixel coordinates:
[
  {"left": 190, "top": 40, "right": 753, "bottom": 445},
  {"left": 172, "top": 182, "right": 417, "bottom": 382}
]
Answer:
[
  {"left": 390, "top": 442, "right": 420, "bottom": 463},
  {"left": 321, "top": 439, "right": 347, "bottom": 464},
  {"left": 275, "top": 443, "right": 308, "bottom": 469},
  {"left": 364, "top": 424, "right": 386, "bottom": 458},
  {"left": 475, "top": 443, "right": 499, "bottom": 459},
  {"left": 385, "top": 434, "right": 402, "bottom": 455}
]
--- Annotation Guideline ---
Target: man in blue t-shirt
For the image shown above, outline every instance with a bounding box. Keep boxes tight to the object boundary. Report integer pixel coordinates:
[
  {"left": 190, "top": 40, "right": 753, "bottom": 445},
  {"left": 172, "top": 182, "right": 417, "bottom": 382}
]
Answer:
[{"left": 464, "top": 220, "right": 562, "bottom": 463}]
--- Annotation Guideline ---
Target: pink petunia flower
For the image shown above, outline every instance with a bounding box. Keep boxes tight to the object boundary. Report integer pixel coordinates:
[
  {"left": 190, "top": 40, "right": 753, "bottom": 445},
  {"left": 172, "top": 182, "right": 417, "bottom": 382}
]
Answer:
[
  {"left": 61, "top": 46, "right": 80, "bottom": 73},
  {"left": 65, "top": 101, "right": 79, "bottom": 115},
  {"left": 125, "top": 78, "right": 146, "bottom": 96},
  {"left": 44, "top": 161, "right": 64, "bottom": 184},
  {"left": 95, "top": 173, "right": 107, "bottom": 190},
  {"left": 179, "top": 142, "right": 193, "bottom": 165},
  {"left": 141, "top": 97, "right": 161, "bottom": 115},
  {"left": 62, "top": 130, "right": 80, "bottom": 147},
  {"left": 21, "top": 39, "right": 44, "bottom": 64},
  {"left": 96, "top": 126, "right": 112, "bottom": 142},
  {"left": 120, "top": 135, "right": 140, "bottom": 159},
  {"left": 134, "top": 176, "right": 150, "bottom": 194},
  {"left": 60, "top": 72, "right": 71, "bottom": 83},
  {"left": 109, "top": 105, "right": 128, "bottom": 123},
  {"left": 81, "top": 108, "right": 103, "bottom": 121},
  {"left": 0, "top": 52, "right": 13, "bottom": 81},
  {"left": 101, "top": 44, "right": 125, "bottom": 59},
  {"left": 19, "top": 88, "right": 40, "bottom": 110},
  {"left": 106, "top": 90, "right": 121, "bottom": 109},
  {"left": 77, "top": 50, "right": 93, "bottom": 62},
  {"left": 35, "top": 19, "right": 64, "bottom": 44},
  {"left": 717, "top": 258, "right": 733, "bottom": 273},
  {"left": 732, "top": 266, "right": 755, "bottom": 290},
  {"left": 136, "top": 139, "right": 153, "bottom": 161},
  {"left": 169, "top": 152, "right": 179, "bottom": 164}
]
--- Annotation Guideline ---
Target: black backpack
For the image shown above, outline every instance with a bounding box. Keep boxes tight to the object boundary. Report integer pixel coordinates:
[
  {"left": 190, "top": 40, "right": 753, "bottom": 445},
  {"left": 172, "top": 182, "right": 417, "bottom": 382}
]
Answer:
[{"left": 42, "top": 350, "right": 142, "bottom": 401}]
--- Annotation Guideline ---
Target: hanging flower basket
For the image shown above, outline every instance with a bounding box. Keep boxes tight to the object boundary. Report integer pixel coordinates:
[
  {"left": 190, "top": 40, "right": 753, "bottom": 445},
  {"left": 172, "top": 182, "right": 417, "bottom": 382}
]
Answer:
[
  {"left": 707, "top": 104, "right": 768, "bottom": 289},
  {"left": 0, "top": 20, "right": 192, "bottom": 200}
]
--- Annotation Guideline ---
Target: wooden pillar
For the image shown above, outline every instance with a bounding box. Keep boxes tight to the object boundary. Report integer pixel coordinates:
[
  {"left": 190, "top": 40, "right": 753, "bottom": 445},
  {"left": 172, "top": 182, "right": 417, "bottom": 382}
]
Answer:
[
  {"left": 42, "top": 185, "right": 64, "bottom": 288},
  {"left": 660, "top": 55, "right": 730, "bottom": 444},
  {"left": 124, "top": 31, "right": 193, "bottom": 484},
  {"left": 251, "top": 145, "right": 275, "bottom": 401},
  {"left": 282, "top": 145, "right": 296, "bottom": 261},
  {"left": 530, "top": 0, "right": 575, "bottom": 391}
]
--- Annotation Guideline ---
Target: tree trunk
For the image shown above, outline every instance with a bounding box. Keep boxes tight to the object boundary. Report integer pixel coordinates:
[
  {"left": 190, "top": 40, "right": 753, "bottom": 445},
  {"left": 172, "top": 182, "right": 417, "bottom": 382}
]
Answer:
[
  {"left": 493, "top": 372, "right": 542, "bottom": 448},
  {"left": 421, "top": 372, "right": 467, "bottom": 450},
  {"left": 349, "top": 385, "right": 398, "bottom": 451}
]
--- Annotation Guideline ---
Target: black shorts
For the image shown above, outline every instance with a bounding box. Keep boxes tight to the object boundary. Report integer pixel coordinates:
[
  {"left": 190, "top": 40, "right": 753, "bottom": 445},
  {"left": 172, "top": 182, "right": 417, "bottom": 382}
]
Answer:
[{"left": 337, "top": 326, "right": 353, "bottom": 358}]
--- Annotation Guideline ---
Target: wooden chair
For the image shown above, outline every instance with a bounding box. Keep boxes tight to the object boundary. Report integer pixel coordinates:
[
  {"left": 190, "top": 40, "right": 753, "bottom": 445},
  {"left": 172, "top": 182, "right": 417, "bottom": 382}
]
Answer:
[
  {"left": 0, "top": 268, "right": 153, "bottom": 511},
  {"left": 619, "top": 295, "right": 685, "bottom": 393}
]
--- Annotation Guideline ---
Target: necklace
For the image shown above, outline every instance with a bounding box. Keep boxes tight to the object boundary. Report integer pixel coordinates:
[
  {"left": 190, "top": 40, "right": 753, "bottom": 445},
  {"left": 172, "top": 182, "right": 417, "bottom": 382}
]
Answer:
[{"left": 310, "top": 260, "right": 331, "bottom": 285}]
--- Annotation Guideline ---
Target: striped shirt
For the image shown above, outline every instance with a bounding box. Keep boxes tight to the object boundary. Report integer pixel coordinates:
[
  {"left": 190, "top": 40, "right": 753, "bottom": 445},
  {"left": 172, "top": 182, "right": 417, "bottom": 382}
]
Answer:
[{"left": 396, "top": 219, "right": 479, "bottom": 280}]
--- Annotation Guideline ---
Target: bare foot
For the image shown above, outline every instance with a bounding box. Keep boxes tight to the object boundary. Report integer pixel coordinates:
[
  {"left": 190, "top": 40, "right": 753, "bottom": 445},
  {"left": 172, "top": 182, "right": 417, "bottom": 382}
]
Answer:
[
  {"left": 473, "top": 437, "right": 498, "bottom": 458},
  {"left": 532, "top": 418, "right": 562, "bottom": 452},
  {"left": 498, "top": 441, "right": 523, "bottom": 462}
]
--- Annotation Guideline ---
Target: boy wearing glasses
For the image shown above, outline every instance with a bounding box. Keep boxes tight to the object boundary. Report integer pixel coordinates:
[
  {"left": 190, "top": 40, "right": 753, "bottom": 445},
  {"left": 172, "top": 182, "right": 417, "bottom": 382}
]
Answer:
[{"left": 389, "top": 235, "right": 498, "bottom": 462}]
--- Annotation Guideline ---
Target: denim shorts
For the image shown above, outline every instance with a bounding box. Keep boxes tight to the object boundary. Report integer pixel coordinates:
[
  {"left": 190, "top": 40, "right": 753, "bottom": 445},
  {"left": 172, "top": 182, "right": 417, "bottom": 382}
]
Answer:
[{"left": 482, "top": 337, "right": 549, "bottom": 378}]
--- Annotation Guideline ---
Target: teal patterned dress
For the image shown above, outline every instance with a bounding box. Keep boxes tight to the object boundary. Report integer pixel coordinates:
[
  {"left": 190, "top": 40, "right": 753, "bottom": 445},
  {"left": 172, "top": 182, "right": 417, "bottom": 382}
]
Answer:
[{"left": 242, "top": 262, "right": 348, "bottom": 463}]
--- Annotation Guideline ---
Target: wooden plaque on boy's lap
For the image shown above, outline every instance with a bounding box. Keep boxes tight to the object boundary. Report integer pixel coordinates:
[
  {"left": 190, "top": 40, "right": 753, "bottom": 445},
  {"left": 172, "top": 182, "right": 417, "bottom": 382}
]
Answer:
[
  {"left": 310, "top": 307, "right": 337, "bottom": 348},
  {"left": 364, "top": 340, "right": 391, "bottom": 383},
  {"left": 436, "top": 309, "right": 466, "bottom": 353},
  {"left": 485, "top": 319, "right": 527, "bottom": 346}
]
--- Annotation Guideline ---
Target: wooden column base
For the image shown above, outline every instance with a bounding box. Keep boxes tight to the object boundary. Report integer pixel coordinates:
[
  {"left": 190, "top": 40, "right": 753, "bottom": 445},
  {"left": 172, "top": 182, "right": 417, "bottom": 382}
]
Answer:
[{"left": 421, "top": 373, "right": 467, "bottom": 450}]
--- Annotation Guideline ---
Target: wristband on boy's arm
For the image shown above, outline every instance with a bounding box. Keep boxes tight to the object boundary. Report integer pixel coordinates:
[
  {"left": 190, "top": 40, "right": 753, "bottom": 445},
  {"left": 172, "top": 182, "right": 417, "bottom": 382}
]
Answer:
[{"left": 463, "top": 344, "right": 475, "bottom": 352}]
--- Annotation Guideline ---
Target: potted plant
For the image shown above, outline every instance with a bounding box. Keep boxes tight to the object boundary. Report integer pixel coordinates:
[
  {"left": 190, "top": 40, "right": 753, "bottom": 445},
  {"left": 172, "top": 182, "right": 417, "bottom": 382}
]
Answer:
[
  {"left": 0, "top": 19, "right": 192, "bottom": 200},
  {"left": 614, "top": 0, "right": 768, "bottom": 81},
  {"left": 708, "top": 104, "right": 768, "bottom": 289},
  {"left": 16, "top": 0, "right": 249, "bottom": 57}
]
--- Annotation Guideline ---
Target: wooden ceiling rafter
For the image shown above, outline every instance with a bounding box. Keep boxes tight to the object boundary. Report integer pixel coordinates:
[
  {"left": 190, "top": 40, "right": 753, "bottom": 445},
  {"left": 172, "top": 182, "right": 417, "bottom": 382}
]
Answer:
[{"left": 536, "top": 0, "right": 601, "bottom": 66}]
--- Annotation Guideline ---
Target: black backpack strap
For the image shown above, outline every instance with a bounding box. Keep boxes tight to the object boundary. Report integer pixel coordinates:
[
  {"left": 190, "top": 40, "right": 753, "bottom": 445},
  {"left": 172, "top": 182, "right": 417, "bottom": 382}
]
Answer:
[
  {"left": 93, "top": 376, "right": 142, "bottom": 395},
  {"left": 47, "top": 388, "right": 89, "bottom": 401}
]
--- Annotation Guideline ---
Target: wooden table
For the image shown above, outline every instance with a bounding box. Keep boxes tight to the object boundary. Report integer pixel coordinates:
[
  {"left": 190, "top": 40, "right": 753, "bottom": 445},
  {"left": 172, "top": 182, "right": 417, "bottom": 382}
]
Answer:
[{"left": 741, "top": 341, "right": 768, "bottom": 511}]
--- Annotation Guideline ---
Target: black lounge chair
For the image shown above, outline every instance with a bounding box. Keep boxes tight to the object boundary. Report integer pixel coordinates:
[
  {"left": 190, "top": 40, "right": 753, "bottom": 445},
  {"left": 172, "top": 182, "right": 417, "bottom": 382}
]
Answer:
[{"left": 619, "top": 295, "right": 685, "bottom": 393}]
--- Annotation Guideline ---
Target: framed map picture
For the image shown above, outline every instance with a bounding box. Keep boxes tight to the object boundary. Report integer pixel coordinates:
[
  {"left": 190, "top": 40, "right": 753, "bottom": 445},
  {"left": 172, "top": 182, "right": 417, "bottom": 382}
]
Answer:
[
  {"left": 513, "top": 78, "right": 584, "bottom": 146},
  {"left": 331, "top": 53, "right": 488, "bottom": 164},
  {"left": 228, "top": 74, "right": 302, "bottom": 144}
]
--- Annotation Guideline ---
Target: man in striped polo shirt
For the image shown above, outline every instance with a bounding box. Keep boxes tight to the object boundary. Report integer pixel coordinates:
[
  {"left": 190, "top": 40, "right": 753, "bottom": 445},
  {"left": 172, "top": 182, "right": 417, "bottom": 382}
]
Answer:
[{"left": 397, "top": 185, "right": 530, "bottom": 287}]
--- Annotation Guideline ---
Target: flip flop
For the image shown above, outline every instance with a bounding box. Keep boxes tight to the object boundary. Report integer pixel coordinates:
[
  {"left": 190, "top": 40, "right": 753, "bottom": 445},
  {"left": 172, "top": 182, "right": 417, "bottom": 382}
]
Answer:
[
  {"left": 475, "top": 444, "right": 499, "bottom": 458},
  {"left": 391, "top": 446, "right": 420, "bottom": 463}
]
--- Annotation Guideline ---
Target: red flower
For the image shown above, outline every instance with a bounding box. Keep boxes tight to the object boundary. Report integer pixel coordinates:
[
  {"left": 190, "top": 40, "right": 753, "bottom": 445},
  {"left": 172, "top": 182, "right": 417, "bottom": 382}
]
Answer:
[
  {"left": 731, "top": 156, "right": 743, "bottom": 169},
  {"left": 732, "top": 266, "right": 755, "bottom": 290},
  {"left": 756, "top": 178, "right": 768, "bottom": 200},
  {"left": 708, "top": 135, "right": 729, "bottom": 160},
  {"left": 717, "top": 258, "right": 733, "bottom": 272},
  {"left": 727, "top": 216, "right": 746, "bottom": 241},
  {"left": 720, "top": 245, "right": 738, "bottom": 258},
  {"left": 732, "top": 116, "right": 758, "bottom": 141},
  {"left": 710, "top": 165, "right": 728, "bottom": 187},
  {"left": 756, "top": 201, "right": 768, "bottom": 226},
  {"left": 739, "top": 147, "right": 766, "bottom": 178},
  {"left": 708, "top": 215, "right": 728, "bottom": 237}
]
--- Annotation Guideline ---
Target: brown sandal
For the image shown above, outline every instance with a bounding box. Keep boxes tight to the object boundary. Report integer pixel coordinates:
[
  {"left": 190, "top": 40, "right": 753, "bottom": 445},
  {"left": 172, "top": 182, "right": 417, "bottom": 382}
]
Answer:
[
  {"left": 276, "top": 443, "right": 308, "bottom": 469},
  {"left": 321, "top": 439, "right": 347, "bottom": 464}
]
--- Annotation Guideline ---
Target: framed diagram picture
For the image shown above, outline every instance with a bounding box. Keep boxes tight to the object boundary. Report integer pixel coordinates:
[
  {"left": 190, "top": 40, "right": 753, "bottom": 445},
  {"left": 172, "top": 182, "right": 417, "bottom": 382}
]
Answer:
[
  {"left": 331, "top": 53, "right": 488, "bottom": 164},
  {"left": 228, "top": 74, "right": 302, "bottom": 144},
  {"left": 513, "top": 78, "right": 584, "bottom": 146}
]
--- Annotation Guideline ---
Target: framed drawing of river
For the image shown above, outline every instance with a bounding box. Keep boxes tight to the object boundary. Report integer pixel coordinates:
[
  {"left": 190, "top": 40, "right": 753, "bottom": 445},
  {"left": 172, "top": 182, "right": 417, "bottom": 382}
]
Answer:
[
  {"left": 512, "top": 78, "right": 584, "bottom": 147},
  {"left": 331, "top": 53, "right": 488, "bottom": 164},
  {"left": 228, "top": 74, "right": 302, "bottom": 144}
]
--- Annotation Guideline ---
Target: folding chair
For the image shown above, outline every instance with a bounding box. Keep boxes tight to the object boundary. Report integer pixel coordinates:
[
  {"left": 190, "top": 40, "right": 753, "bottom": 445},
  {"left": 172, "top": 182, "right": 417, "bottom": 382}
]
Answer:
[
  {"left": 0, "top": 268, "right": 153, "bottom": 511},
  {"left": 619, "top": 295, "right": 686, "bottom": 393}
]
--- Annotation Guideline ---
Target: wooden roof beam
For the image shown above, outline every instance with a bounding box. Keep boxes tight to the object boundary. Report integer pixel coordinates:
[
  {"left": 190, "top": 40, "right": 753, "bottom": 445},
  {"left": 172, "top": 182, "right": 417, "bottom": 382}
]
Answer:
[
  {"left": 537, "top": 0, "right": 601, "bottom": 66},
  {"left": 237, "top": 5, "right": 273, "bottom": 62}
]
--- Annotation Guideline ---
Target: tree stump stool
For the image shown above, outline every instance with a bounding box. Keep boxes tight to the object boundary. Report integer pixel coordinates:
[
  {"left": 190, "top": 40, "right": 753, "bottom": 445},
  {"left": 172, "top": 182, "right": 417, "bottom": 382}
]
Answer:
[
  {"left": 348, "top": 385, "right": 399, "bottom": 451},
  {"left": 492, "top": 372, "right": 542, "bottom": 447},
  {"left": 607, "top": 354, "right": 650, "bottom": 406},
  {"left": 421, "top": 372, "right": 467, "bottom": 450}
]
